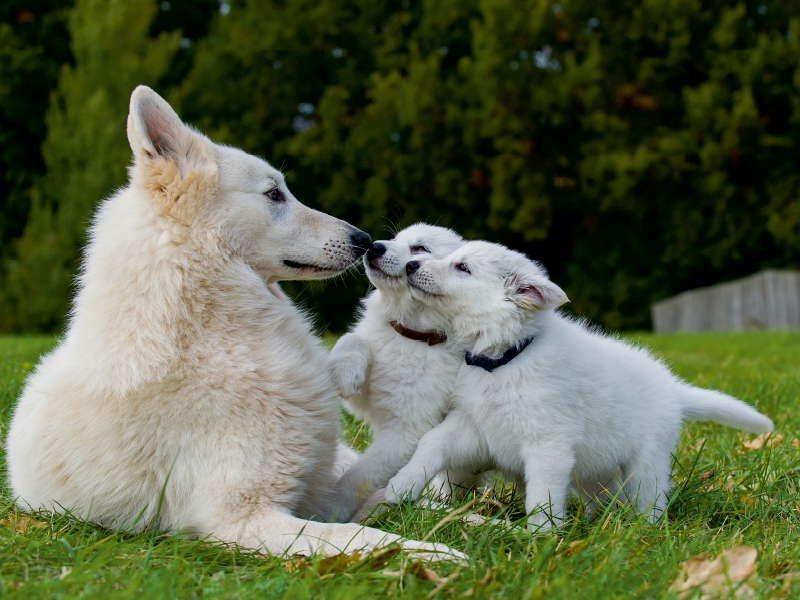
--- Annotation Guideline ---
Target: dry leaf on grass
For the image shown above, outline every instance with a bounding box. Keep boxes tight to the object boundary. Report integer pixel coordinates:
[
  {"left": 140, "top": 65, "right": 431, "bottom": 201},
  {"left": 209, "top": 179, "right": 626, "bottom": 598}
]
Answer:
[
  {"left": 743, "top": 433, "right": 783, "bottom": 450},
  {"left": 282, "top": 554, "right": 309, "bottom": 573},
  {"left": 671, "top": 545, "right": 758, "bottom": 599},
  {"left": 283, "top": 552, "right": 360, "bottom": 575},
  {"left": 284, "top": 546, "right": 403, "bottom": 575},
  {"left": 407, "top": 562, "right": 444, "bottom": 583},
  {"left": 698, "top": 470, "right": 715, "bottom": 481},
  {"left": 382, "top": 562, "right": 443, "bottom": 583},
  {"left": 0, "top": 513, "right": 46, "bottom": 535},
  {"left": 314, "top": 551, "right": 363, "bottom": 575}
]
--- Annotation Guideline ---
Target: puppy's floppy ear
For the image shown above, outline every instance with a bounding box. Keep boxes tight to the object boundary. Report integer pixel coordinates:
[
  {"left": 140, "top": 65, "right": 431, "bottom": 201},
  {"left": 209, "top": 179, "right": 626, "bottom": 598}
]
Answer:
[
  {"left": 508, "top": 275, "right": 569, "bottom": 310},
  {"left": 127, "top": 85, "right": 187, "bottom": 165}
]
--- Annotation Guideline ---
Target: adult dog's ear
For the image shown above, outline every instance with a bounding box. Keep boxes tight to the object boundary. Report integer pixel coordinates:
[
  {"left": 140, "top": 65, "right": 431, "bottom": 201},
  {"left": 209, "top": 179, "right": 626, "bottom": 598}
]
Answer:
[
  {"left": 508, "top": 274, "right": 569, "bottom": 310},
  {"left": 126, "top": 86, "right": 216, "bottom": 221},
  {"left": 127, "top": 85, "right": 189, "bottom": 167}
]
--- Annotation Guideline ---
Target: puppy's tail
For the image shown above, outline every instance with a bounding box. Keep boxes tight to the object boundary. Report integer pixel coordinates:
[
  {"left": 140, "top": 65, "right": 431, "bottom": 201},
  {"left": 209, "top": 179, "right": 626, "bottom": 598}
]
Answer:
[{"left": 680, "top": 386, "right": 773, "bottom": 433}]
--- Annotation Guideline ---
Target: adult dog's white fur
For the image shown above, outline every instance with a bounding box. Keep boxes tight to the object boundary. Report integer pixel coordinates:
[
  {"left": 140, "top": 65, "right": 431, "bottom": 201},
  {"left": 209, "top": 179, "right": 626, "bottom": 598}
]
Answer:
[
  {"left": 386, "top": 241, "right": 774, "bottom": 530},
  {"left": 6, "top": 86, "right": 462, "bottom": 560},
  {"left": 327, "top": 224, "right": 468, "bottom": 522}
]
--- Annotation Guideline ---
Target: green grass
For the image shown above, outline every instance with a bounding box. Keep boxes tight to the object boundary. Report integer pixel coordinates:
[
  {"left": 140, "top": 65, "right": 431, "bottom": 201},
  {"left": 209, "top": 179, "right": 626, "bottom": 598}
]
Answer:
[{"left": 0, "top": 332, "right": 798, "bottom": 598}]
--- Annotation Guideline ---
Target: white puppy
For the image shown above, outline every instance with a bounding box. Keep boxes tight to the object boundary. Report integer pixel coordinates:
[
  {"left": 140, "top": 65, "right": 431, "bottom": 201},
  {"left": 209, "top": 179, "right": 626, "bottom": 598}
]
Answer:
[
  {"left": 6, "top": 86, "right": 462, "bottom": 560},
  {"left": 387, "top": 241, "right": 774, "bottom": 530},
  {"left": 327, "top": 224, "right": 469, "bottom": 522}
]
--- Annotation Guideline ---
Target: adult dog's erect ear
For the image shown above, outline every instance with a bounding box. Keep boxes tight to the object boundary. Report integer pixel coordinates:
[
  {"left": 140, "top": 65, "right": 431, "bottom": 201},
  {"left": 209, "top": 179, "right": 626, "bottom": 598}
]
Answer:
[
  {"left": 126, "top": 86, "right": 216, "bottom": 219},
  {"left": 127, "top": 85, "right": 188, "bottom": 165}
]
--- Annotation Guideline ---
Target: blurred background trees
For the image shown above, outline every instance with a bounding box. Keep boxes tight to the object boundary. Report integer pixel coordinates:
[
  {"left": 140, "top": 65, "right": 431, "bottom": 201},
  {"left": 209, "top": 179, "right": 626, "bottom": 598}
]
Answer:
[{"left": 1, "top": 0, "right": 799, "bottom": 333}]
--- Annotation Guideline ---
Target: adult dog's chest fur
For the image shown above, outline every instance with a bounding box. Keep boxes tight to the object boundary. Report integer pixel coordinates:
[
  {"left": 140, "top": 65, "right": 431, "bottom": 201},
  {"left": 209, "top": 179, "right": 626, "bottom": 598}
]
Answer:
[{"left": 184, "top": 292, "right": 339, "bottom": 496}]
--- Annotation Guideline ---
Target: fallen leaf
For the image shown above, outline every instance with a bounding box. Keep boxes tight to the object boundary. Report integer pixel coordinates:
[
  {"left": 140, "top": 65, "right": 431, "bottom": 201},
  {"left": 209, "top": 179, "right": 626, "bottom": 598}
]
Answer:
[
  {"left": 743, "top": 433, "right": 783, "bottom": 450},
  {"left": 282, "top": 553, "right": 309, "bottom": 573},
  {"left": 382, "top": 564, "right": 443, "bottom": 583},
  {"left": 407, "top": 561, "right": 444, "bottom": 583},
  {"left": 357, "top": 546, "right": 401, "bottom": 570},
  {"left": 671, "top": 545, "right": 758, "bottom": 599},
  {"left": 698, "top": 470, "right": 715, "bottom": 481},
  {"left": 792, "top": 439, "right": 799, "bottom": 449},
  {"left": 0, "top": 513, "right": 46, "bottom": 535}
]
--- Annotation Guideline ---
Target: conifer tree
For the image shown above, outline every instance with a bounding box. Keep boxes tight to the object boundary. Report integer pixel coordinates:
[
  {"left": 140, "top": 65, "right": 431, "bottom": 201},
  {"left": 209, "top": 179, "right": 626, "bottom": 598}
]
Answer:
[
  {"left": 0, "top": 0, "right": 72, "bottom": 263},
  {"left": 1, "top": 0, "right": 180, "bottom": 332}
]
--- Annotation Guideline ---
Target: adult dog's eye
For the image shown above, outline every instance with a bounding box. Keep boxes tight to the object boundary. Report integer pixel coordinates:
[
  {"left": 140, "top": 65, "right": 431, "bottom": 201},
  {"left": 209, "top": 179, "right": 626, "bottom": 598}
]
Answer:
[
  {"left": 264, "top": 188, "right": 285, "bottom": 202},
  {"left": 410, "top": 245, "right": 430, "bottom": 254},
  {"left": 456, "top": 263, "right": 471, "bottom": 274}
]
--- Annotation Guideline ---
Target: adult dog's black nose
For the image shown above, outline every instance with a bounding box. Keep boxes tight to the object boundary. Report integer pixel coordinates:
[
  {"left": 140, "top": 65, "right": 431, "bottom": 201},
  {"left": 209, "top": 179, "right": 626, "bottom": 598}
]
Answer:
[
  {"left": 366, "top": 242, "right": 386, "bottom": 260},
  {"left": 406, "top": 261, "right": 421, "bottom": 275},
  {"left": 350, "top": 230, "right": 371, "bottom": 256}
]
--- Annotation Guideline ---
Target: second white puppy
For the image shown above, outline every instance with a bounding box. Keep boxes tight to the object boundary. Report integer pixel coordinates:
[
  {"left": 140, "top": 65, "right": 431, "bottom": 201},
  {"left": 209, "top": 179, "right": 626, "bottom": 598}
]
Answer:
[
  {"left": 387, "top": 241, "right": 774, "bottom": 530},
  {"left": 327, "top": 224, "right": 466, "bottom": 522}
]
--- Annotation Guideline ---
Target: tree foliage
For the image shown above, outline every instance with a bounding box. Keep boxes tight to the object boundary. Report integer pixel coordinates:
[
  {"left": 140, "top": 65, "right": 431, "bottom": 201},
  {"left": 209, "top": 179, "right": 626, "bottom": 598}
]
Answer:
[
  {"left": 0, "top": 0, "right": 72, "bottom": 261},
  {"left": 2, "top": 0, "right": 800, "bottom": 332},
  {"left": 1, "top": 0, "right": 181, "bottom": 331}
]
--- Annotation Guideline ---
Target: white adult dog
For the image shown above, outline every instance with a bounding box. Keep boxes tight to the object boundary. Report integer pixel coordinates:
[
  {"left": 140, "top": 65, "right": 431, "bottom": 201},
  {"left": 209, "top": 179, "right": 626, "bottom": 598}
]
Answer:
[
  {"left": 386, "top": 241, "right": 774, "bottom": 530},
  {"left": 327, "top": 224, "right": 467, "bottom": 522},
  {"left": 6, "top": 86, "right": 461, "bottom": 560}
]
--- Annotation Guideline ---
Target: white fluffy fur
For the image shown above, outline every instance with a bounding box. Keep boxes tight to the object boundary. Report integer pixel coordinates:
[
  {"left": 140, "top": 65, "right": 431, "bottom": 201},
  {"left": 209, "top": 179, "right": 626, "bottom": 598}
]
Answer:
[
  {"left": 327, "top": 224, "right": 468, "bottom": 522},
  {"left": 386, "top": 241, "right": 774, "bottom": 530},
  {"left": 6, "top": 86, "right": 463, "bottom": 560}
]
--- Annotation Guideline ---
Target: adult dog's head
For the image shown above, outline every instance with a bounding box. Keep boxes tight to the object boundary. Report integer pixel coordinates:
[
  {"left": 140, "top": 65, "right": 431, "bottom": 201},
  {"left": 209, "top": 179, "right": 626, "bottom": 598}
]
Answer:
[
  {"left": 405, "top": 241, "right": 569, "bottom": 350},
  {"left": 126, "top": 86, "right": 370, "bottom": 282}
]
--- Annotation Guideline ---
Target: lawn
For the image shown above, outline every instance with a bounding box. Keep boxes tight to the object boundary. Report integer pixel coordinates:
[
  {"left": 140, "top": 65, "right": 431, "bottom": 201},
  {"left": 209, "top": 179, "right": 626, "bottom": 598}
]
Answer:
[{"left": 0, "top": 332, "right": 798, "bottom": 598}]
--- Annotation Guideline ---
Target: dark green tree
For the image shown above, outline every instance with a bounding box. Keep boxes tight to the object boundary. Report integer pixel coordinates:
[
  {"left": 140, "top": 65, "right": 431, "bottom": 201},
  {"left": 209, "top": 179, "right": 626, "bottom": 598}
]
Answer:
[
  {"left": 0, "top": 1, "right": 73, "bottom": 261},
  {"left": 286, "top": 0, "right": 800, "bottom": 329},
  {"left": 1, "top": 0, "right": 181, "bottom": 331},
  {"left": 4, "top": 0, "right": 800, "bottom": 333}
]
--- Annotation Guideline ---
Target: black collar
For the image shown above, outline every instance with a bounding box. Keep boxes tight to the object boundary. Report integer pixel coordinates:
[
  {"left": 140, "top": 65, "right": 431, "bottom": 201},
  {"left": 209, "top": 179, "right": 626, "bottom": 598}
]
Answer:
[
  {"left": 464, "top": 335, "right": 535, "bottom": 372},
  {"left": 389, "top": 321, "right": 447, "bottom": 346}
]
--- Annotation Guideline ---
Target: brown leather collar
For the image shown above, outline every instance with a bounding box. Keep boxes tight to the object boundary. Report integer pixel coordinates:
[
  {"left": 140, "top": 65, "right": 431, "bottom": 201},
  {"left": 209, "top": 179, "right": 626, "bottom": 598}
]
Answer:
[{"left": 389, "top": 321, "right": 447, "bottom": 346}]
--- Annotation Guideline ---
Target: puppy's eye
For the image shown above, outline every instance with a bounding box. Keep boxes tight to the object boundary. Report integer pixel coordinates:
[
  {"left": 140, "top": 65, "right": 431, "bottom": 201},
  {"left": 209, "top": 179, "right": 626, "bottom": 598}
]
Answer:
[
  {"left": 410, "top": 245, "right": 431, "bottom": 254},
  {"left": 456, "top": 263, "right": 471, "bottom": 274},
  {"left": 264, "top": 188, "right": 285, "bottom": 202}
]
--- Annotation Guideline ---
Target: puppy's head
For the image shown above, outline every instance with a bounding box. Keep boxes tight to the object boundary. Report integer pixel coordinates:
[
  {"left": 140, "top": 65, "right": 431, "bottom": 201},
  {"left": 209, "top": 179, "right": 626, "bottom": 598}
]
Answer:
[
  {"left": 364, "top": 224, "right": 464, "bottom": 297},
  {"left": 126, "top": 86, "right": 369, "bottom": 282},
  {"left": 406, "top": 241, "right": 569, "bottom": 347}
]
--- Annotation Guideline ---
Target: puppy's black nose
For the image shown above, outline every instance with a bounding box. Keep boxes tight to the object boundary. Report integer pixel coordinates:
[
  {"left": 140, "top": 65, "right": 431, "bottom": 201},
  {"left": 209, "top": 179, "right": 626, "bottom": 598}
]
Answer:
[
  {"left": 350, "top": 230, "right": 371, "bottom": 256},
  {"left": 366, "top": 242, "right": 386, "bottom": 260},
  {"left": 406, "top": 261, "right": 421, "bottom": 275}
]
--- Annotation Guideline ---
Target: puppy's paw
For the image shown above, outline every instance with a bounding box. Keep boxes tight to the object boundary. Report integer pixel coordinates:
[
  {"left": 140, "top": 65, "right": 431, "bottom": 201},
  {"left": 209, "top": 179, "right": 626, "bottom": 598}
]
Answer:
[
  {"left": 385, "top": 473, "right": 421, "bottom": 504},
  {"left": 328, "top": 356, "right": 366, "bottom": 398},
  {"left": 328, "top": 334, "right": 369, "bottom": 398},
  {"left": 525, "top": 513, "right": 556, "bottom": 534}
]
